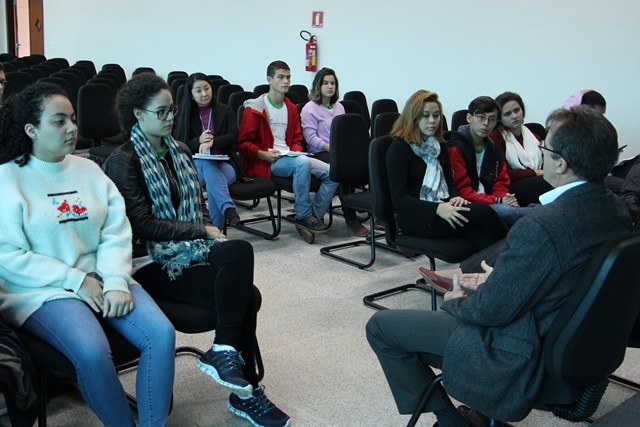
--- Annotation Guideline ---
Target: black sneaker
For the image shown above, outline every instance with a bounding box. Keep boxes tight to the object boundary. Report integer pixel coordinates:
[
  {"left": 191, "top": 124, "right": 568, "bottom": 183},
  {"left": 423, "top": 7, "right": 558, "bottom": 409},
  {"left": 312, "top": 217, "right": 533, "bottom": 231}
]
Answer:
[
  {"left": 227, "top": 386, "right": 291, "bottom": 427},
  {"left": 196, "top": 348, "right": 253, "bottom": 397},
  {"left": 296, "top": 214, "right": 329, "bottom": 232}
]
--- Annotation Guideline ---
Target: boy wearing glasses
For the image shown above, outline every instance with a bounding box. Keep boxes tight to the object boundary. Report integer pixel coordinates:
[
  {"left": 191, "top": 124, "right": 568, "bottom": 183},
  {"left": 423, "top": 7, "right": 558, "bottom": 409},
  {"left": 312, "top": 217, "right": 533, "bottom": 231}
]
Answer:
[{"left": 448, "top": 96, "right": 524, "bottom": 224}]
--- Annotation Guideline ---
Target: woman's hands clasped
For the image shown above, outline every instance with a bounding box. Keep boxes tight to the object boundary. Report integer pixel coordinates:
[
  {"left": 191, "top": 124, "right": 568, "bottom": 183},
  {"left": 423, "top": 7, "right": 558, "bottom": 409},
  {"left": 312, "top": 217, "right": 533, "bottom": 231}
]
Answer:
[
  {"left": 78, "top": 274, "right": 134, "bottom": 318},
  {"left": 198, "top": 130, "right": 214, "bottom": 154},
  {"left": 436, "top": 200, "right": 470, "bottom": 228}
]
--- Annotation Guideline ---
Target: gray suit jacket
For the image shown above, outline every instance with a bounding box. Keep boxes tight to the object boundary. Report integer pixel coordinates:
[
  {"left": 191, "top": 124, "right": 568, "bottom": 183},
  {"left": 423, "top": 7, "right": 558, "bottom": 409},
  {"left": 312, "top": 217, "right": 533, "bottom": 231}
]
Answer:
[{"left": 441, "top": 181, "right": 632, "bottom": 421}]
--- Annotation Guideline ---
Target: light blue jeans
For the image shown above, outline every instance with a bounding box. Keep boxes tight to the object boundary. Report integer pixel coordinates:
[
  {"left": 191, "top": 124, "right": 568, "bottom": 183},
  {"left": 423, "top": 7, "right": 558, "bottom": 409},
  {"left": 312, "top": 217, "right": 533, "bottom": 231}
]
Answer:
[
  {"left": 22, "top": 283, "right": 175, "bottom": 427},
  {"left": 271, "top": 155, "right": 338, "bottom": 221},
  {"left": 195, "top": 159, "right": 237, "bottom": 228}
]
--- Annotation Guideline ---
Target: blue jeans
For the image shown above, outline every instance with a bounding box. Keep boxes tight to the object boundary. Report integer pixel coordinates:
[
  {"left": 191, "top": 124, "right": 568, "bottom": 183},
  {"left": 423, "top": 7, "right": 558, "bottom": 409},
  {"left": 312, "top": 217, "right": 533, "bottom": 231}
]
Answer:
[
  {"left": 271, "top": 155, "right": 338, "bottom": 220},
  {"left": 22, "top": 283, "right": 175, "bottom": 427},
  {"left": 195, "top": 159, "right": 237, "bottom": 228}
]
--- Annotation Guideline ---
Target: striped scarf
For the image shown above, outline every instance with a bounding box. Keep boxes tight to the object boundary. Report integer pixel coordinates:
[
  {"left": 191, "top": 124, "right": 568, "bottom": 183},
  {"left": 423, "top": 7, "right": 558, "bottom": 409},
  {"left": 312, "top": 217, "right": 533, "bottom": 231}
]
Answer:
[{"left": 130, "top": 123, "right": 214, "bottom": 280}]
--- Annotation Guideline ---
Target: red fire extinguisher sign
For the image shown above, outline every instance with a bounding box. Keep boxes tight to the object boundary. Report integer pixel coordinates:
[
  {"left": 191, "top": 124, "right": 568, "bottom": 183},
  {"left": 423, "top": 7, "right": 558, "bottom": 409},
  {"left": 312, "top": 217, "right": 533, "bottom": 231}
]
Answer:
[{"left": 300, "top": 30, "right": 318, "bottom": 72}]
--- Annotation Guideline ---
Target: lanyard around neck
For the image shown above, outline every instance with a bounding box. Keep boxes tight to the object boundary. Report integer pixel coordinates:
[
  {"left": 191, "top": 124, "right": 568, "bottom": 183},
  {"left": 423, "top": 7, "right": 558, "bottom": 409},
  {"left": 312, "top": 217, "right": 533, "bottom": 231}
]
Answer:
[{"left": 200, "top": 108, "right": 212, "bottom": 132}]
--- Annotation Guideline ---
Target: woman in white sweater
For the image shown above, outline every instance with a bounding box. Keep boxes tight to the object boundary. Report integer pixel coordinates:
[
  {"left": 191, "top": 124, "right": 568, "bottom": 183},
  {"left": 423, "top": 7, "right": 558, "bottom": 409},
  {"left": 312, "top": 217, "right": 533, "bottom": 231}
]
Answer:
[{"left": 0, "top": 83, "right": 175, "bottom": 427}]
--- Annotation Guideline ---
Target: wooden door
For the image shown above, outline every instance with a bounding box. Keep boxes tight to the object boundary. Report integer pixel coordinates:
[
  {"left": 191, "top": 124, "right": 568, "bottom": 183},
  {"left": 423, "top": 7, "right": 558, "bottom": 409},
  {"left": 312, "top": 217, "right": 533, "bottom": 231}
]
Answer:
[{"left": 28, "top": 0, "right": 44, "bottom": 54}]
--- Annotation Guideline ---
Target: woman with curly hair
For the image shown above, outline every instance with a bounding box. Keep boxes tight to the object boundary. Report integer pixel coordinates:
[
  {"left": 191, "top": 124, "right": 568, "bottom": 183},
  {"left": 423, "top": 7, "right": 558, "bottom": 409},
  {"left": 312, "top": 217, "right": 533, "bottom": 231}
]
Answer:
[{"left": 0, "top": 82, "right": 175, "bottom": 427}]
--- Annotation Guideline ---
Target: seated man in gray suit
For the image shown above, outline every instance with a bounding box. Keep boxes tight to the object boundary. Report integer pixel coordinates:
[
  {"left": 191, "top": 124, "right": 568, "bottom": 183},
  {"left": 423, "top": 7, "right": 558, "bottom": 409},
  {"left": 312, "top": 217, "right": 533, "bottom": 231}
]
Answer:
[{"left": 366, "top": 106, "right": 632, "bottom": 427}]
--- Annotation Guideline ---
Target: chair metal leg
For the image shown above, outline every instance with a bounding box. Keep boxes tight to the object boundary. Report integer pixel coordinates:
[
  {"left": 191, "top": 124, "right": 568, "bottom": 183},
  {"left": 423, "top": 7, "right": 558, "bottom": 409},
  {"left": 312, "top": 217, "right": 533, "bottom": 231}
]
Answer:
[
  {"left": 38, "top": 370, "right": 47, "bottom": 427},
  {"left": 175, "top": 346, "right": 205, "bottom": 358},
  {"left": 407, "top": 374, "right": 444, "bottom": 427},
  {"left": 363, "top": 257, "right": 439, "bottom": 310},
  {"left": 609, "top": 374, "right": 640, "bottom": 391},
  {"left": 234, "top": 198, "right": 260, "bottom": 209},
  {"left": 231, "top": 196, "right": 281, "bottom": 240}
]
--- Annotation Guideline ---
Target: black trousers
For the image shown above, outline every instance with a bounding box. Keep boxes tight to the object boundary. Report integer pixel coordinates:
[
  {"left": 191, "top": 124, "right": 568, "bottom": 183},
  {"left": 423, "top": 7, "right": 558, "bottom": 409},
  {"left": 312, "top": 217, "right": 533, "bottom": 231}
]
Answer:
[
  {"left": 398, "top": 203, "right": 507, "bottom": 252},
  {"left": 133, "top": 239, "right": 262, "bottom": 385}
]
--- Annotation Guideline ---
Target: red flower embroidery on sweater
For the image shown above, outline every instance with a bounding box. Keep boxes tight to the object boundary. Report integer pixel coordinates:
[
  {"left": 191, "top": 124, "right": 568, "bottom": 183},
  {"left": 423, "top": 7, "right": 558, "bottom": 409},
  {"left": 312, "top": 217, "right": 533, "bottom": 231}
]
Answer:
[
  {"left": 57, "top": 200, "right": 70, "bottom": 213},
  {"left": 72, "top": 205, "right": 87, "bottom": 215}
]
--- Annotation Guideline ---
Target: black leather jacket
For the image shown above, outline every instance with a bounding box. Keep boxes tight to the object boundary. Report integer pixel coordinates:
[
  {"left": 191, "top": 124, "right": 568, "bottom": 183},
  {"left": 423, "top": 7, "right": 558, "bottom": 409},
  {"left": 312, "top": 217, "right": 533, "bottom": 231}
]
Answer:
[{"left": 103, "top": 141, "right": 211, "bottom": 257}]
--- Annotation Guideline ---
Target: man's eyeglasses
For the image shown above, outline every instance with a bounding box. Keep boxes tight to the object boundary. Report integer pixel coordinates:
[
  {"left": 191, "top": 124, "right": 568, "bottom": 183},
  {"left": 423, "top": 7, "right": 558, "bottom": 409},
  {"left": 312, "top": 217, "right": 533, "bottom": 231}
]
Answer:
[
  {"left": 473, "top": 114, "right": 497, "bottom": 124},
  {"left": 0, "top": 80, "right": 8, "bottom": 88},
  {"left": 538, "top": 142, "right": 562, "bottom": 157},
  {"left": 141, "top": 105, "right": 178, "bottom": 121}
]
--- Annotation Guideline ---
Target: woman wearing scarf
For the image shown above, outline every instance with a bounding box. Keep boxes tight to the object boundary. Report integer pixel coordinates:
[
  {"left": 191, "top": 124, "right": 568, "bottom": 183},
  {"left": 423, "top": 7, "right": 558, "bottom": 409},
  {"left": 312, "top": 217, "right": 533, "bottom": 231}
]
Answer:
[
  {"left": 105, "top": 74, "right": 290, "bottom": 427},
  {"left": 491, "top": 92, "right": 551, "bottom": 206},
  {"left": 387, "top": 90, "right": 506, "bottom": 250}
]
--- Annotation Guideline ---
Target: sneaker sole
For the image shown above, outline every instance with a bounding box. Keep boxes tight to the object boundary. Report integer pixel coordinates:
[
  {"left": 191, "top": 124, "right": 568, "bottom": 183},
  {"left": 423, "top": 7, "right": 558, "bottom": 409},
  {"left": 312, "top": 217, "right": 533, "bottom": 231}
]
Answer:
[
  {"left": 227, "top": 400, "right": 291, "bottom": 427},
  {"left": 295, "top": 223, "right": 330, "bottom": 234},
  {"left": 196, "top": 359, "right": 253, "bottom": 398}
]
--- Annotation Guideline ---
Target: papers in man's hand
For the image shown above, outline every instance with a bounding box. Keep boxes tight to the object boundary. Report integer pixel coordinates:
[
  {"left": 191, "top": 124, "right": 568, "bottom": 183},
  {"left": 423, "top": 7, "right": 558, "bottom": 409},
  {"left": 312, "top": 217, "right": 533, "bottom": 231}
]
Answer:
[{"left": 194, "top": 153, "right": 230, "bottom": 161}]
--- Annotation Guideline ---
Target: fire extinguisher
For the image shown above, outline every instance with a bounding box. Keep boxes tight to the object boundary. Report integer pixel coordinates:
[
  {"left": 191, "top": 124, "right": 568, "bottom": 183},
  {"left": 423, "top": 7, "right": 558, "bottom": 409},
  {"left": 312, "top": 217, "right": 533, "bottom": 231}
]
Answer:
[{"left": 300, "top": 30, "right": 318, "bottom": 72}]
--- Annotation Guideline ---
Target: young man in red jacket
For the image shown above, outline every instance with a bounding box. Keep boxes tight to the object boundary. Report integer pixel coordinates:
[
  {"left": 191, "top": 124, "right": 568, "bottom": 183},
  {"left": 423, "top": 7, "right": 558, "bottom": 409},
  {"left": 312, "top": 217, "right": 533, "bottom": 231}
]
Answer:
[
  {"left": 448, "top": 96, "right": 532, "bottom": 225},
  {"left": 238, "top": 60, "right": 337, "bottom": 233}
]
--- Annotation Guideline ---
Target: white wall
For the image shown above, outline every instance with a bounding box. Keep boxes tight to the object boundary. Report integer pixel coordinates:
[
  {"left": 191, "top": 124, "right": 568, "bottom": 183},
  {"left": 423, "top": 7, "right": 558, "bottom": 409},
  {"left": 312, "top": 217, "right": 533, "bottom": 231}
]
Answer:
[
  {"left": 36, "top": 0, "right": 640, "bottom": 153},
  {"left": 0, "top": 1, "right": 7, "bottom": 53}
]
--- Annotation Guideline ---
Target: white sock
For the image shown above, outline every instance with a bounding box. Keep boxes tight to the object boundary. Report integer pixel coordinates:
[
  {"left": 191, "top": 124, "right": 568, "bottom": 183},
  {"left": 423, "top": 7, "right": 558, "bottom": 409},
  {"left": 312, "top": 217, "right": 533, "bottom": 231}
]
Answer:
[{"left": 212, "top": 344, "right": 237, "bottom": 352}]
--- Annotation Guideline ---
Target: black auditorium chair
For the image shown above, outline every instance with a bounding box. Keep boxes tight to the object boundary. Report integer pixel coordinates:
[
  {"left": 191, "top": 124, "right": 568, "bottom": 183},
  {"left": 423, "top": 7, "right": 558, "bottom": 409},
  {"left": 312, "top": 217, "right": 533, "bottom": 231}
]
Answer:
[
  {"left": 288, "top": 84, "right": 309, "bottom": 102},
  {"left": 407, "top": 231, "right": 640, "bottom": 426},
  {"left": 88, "top": 76, "right": 118, "bottom": 92},
  {"left": 228, "top": 91, "right": 256, "bottom": 116},
  {"left": 98, "top": 70, "right": 125, "bottom": 90},
  {"left": 450, "top": 109, "right": 468, "bottom": 132},
  {"left": 372, "top": 111, "right": 400, "bottom": 139},
  {"left": 210, "top": 79, "right": 230, "bottom": 96},
  {"left": 73, "top": 60, "right": 97, "bottom": 77},
  {"left": 167, "top": 71, "right": 188, "bottom": 87},
  {"left": 344, "top": 90, "right": 371, "bottom": 129},
  {"left": 217, "top": 83, "right": 243, "bottom": 105},
  {"left": 320, "top": 114, "right": 398, "bottom": 268},
  {"left": 362, "top": 136, "right": 476, "bottom": 311},
  {"left": 79, "top": 84, "right": 122, "bottom": 162},
  {"left": 525, "top": 122, "right": 546, "bottom": 139},
  {"left": 340, "top": 99, "right": 363, "bottom": 116},
  {"left": 370, "top": 98, "right": 398, "bottom": 132},
  {"left": 283, "top": 92, "right": 298, "bottom": 104},
  {"left": 100, "top": 65, "right": 126, "bottom": 87},
  {"left": 63, "top": 67, "right": 89, "bottom": 86},
  {"left": 176, "top": 85, "right": 186, "bottom": 108},
  {"left": 18, "top": 67, "right": 46, "bottom": 82},
  {"left": 207, "top": 74, "right": 224, "bottom": 81},
  {"left": 51, "top": 71, "right": 82, "bottom": 110},
  {"left": 170, "top": 78, "right": 186, "bottom": 104},
  {"left": 8, "top": 59, "right": 27, "bottom": 70},
  {"left": 32, "top": 63, "right": 56, "bottom": 77},
  {"left": 253, "top": 84, "right": 269, "bottom": 96},
  {"left": 0, "top": 53, "right": 16, "bottom": 62},
  {"left": 47, "top": 58, "right": 69, "bottom": 69},
  {"left": 3, "top": 71, "right": 34, "bottom": 100},
  {"left": 132, "top": 67, "right": 155, "bottom": 76}
]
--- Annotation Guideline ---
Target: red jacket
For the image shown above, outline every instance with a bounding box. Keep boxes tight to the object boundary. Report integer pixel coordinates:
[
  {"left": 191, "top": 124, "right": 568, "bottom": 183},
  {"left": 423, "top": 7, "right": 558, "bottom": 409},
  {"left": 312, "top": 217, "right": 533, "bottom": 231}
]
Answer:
[
  {"left": 238, "top": 95, "right": 303, "bottom": 178},
  {"left": 447, "top": 126, "right": 511, "bottom": 204}
]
